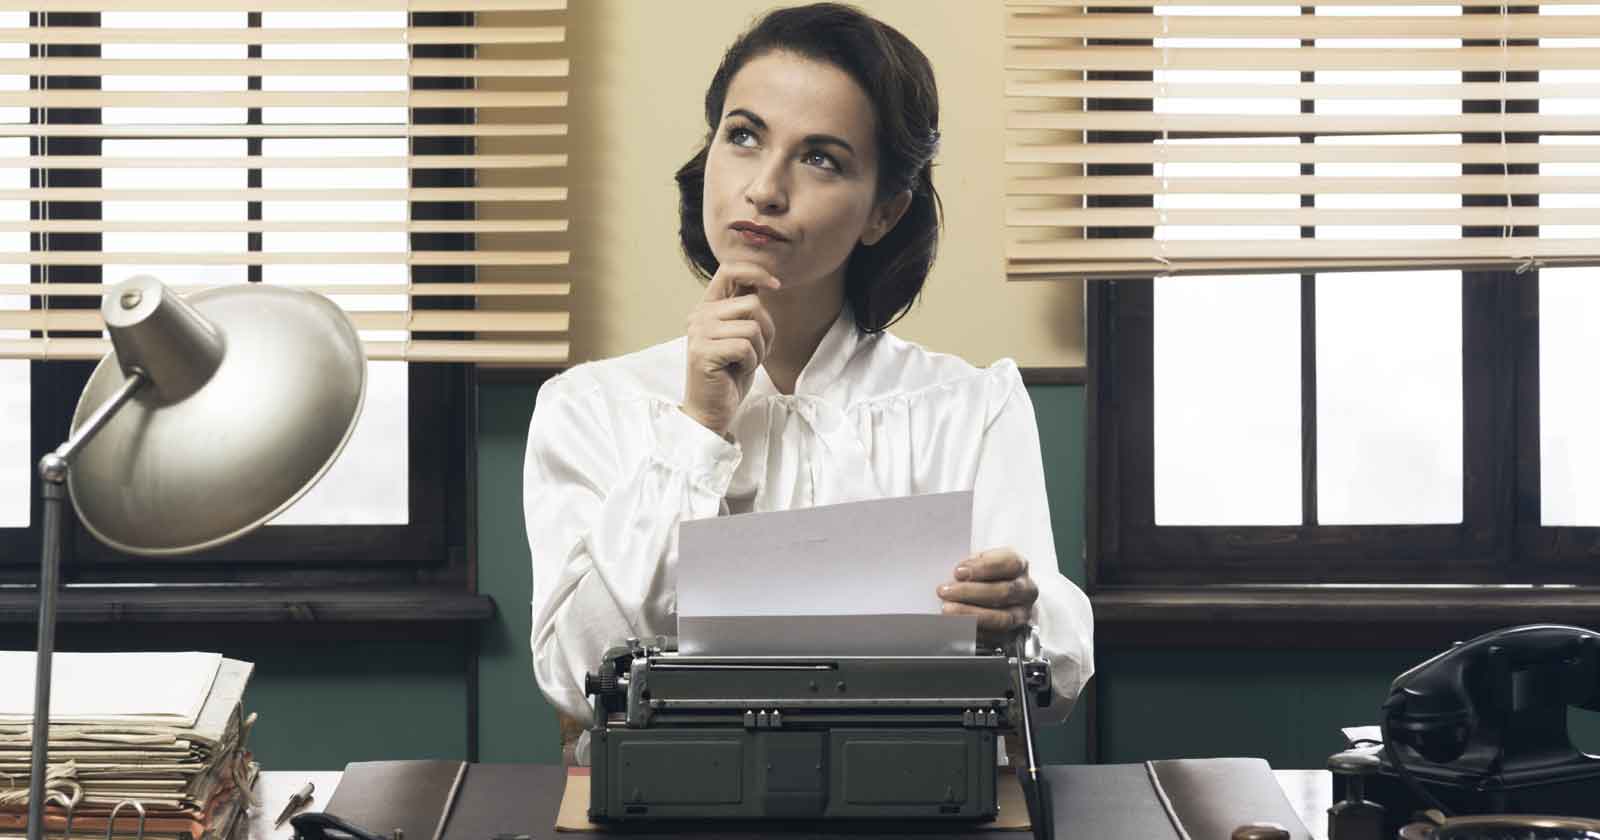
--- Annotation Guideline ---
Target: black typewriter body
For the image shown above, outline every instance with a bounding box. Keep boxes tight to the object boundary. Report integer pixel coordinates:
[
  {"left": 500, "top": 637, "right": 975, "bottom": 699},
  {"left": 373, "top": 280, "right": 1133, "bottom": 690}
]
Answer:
[{"left": 583, "top": 636, "right": 1051, "bottom": 823}]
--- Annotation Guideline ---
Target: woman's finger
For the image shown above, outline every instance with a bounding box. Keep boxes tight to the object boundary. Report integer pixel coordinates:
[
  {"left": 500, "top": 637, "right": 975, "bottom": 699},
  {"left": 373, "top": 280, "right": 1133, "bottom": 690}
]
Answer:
[
  {"left": 953, "top": 548, "right": 1027, "bottom": 582},
  {"left": 703, "top": 295, "right": 777, "bottom": 347},
  {"left": 705, "top": 262, "right": 782, "bottom": 301},
  {"left": 937, "top": 578, "right": 1035, "bottom": 608},
  {"left": 706, "top": 320, "right": 768, "bottom": 367},
  {"left": 941, "top": 601, "right": 1031, "bottom": 634}
]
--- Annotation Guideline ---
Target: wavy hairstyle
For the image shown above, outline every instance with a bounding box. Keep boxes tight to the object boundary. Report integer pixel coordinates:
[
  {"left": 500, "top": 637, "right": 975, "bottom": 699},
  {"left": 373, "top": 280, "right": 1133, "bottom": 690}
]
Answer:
[{"left": 674, "top": 3, "right": 942, "bottom": 334}]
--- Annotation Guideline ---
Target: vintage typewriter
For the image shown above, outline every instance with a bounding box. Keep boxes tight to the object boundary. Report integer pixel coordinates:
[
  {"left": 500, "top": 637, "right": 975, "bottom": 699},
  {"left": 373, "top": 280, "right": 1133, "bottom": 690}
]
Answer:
[{"left": 583, "top": 632, "right": 1054, "bottom": 833}]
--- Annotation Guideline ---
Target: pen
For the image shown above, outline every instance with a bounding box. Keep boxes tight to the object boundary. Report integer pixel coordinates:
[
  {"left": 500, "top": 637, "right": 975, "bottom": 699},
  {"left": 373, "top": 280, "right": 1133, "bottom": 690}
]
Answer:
[{"left": 274, "top": 781, "right": 315, "bottom": 829}]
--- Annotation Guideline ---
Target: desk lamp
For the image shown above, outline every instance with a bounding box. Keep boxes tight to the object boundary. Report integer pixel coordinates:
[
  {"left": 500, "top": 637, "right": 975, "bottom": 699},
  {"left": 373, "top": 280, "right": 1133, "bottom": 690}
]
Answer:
[{"left": 26, "top": 274, "right": 366, "bottom": 840}]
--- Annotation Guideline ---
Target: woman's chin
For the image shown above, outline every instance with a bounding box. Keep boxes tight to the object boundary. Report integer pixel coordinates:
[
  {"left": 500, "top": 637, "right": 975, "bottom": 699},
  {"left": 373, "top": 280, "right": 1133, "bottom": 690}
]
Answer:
[{"left": 715, "top": 247, "right": 787, "bottom": 276}]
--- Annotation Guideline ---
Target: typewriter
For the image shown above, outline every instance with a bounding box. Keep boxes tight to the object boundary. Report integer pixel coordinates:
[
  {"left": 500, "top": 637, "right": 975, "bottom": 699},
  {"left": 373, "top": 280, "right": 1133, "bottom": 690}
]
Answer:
[{"left": 583, "top": 633, "right": 1053, "bottom": 827}]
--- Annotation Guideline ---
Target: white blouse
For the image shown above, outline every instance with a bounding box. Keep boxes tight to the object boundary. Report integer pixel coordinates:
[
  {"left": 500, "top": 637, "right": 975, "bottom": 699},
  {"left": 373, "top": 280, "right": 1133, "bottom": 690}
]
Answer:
[{"left": 524, "top": 309, "right": 1095, "bottom": 736}]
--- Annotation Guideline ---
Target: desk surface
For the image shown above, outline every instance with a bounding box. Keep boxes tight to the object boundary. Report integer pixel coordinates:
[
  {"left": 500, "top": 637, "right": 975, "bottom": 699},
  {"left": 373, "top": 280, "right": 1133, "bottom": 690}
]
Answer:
[{"left": 250, "top": 768, "right": 1333, "bottom": 840}]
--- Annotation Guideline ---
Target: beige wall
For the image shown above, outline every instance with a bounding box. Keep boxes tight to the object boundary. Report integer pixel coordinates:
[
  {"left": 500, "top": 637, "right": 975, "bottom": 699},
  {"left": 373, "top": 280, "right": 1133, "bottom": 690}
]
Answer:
[{"left": 492, "top": 1, "right": 1084, "bottom": 369}]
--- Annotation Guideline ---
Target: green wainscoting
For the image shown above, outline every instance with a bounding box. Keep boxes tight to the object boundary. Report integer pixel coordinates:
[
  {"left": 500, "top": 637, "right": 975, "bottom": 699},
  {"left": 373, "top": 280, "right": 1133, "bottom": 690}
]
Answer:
[
  {"left": 1094, "top": 647, "right": 1431, "bottom": 767},
  {"left": 12, "top": 381, "right": 1566, "bottom": 771},
  {"left": 476, "top": 380, "right": 559, "bottom": 764}
]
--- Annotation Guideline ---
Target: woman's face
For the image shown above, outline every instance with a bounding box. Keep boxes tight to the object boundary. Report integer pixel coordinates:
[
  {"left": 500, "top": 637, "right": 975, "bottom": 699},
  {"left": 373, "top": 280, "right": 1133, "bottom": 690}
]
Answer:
[{"left": 702, "top": 50, "right": 903, "bottom": 294}]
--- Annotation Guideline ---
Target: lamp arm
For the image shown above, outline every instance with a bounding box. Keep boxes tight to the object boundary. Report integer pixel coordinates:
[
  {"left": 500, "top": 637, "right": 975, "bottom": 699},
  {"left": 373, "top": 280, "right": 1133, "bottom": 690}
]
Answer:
[
  {"left": 39, "top": 370, "right": 148, "bottom": 484},
  {"left": 27, "top": 369, "right": 146, "bottom": 840}
]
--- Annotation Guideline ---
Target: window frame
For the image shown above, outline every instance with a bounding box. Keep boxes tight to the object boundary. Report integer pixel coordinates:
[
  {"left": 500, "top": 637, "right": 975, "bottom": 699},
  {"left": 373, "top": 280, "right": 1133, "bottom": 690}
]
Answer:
[{"left": 1087, "top": 271, "right": 1520, "bottom": 587}]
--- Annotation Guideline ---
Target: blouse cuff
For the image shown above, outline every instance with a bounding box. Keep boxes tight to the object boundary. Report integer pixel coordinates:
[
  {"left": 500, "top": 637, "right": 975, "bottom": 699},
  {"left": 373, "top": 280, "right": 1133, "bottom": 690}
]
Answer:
[{"left": 652, "top": 405, "right": 742, "bottom": 495}]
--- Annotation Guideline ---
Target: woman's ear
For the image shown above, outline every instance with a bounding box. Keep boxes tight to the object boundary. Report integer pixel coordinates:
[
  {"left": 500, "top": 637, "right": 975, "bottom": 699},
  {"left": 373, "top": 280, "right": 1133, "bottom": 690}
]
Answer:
[{"left": 861, "top": 189, "right": 913, "bottom": 246}]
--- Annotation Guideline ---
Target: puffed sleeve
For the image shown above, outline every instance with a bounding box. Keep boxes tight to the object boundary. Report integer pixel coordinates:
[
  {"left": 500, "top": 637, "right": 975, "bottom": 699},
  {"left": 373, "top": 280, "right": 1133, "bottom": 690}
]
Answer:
[
  {"left": 971, "top": 363, "right": 1095, "bottom": 724},
  {"left": 525, "top": 373, "right": 741, "bottom": 724}
]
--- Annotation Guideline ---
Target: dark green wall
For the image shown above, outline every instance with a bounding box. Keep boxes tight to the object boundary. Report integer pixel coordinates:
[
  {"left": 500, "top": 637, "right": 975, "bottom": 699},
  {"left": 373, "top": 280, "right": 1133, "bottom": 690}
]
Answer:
[
  {"left": 26, "top": 381, "right": 1565, "bottom": 771},
  {"left": 477, "top": 381, "right": 559, "bottom": 764}
]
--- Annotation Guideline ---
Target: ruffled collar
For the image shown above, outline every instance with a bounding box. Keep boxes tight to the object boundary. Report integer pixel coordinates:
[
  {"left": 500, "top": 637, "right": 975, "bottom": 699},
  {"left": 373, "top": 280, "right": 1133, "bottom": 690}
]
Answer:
[{"left": 747, "top": 306, "right": 863, "bottom": 404}]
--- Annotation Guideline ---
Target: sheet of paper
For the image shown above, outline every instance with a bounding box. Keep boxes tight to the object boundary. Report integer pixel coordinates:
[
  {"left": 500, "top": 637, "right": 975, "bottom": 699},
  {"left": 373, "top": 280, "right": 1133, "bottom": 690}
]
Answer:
[
  {"left": 0, "top": 651, "right": 222, "bottom": 726},
  {"left": 676, "top": 491, "right": 977, "bottom": 655}
]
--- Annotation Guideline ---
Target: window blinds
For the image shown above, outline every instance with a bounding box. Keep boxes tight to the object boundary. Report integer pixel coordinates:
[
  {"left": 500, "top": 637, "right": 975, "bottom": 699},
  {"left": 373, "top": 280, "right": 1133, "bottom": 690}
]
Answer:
[
  {"left": 1005, "top": 1, "right": 1600, "bottom": 279},
  {"left": 0, "top": 0, "right": 569, "bottom": 364}
]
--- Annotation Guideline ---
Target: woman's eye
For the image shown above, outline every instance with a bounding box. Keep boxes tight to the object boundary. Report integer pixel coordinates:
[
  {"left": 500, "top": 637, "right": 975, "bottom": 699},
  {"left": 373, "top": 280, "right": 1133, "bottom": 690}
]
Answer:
[
  {"left": 802, "top": 150, "right": 839, "bottom": 171},
  {"left": 726, "top": 126, "right": 756, "bottom": 148}
]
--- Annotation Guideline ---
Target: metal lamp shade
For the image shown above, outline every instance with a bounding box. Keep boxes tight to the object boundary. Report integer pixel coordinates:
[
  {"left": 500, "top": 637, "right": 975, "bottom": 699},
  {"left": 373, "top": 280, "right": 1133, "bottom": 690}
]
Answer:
[{"left": 66, "top": 279, "right": 366, "bottom": 556}]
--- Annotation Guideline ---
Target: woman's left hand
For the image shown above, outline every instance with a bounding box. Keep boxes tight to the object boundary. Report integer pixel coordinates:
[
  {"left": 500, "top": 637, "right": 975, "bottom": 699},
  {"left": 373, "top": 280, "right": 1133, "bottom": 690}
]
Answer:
[{"left": 936, "top": 547, "right": 1038, "bottom": 646}]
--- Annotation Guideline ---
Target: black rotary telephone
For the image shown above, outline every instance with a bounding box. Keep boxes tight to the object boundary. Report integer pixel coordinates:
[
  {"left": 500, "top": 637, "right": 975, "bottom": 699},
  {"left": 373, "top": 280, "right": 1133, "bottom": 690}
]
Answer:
[{"left": 1376, "top": 624, "right": 1600, "bottom": 823}]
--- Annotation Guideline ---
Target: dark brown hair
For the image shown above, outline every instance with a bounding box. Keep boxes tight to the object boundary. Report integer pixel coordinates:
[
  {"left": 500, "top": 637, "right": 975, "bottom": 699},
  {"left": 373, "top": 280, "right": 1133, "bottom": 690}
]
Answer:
[{"left": 674, "top": 3, "right": 942, "bottom": 333}]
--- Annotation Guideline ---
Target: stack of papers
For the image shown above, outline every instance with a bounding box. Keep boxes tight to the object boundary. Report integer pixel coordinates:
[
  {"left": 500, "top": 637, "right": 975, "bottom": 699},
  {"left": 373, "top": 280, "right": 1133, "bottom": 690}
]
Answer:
[
  {"left": 0, "top": 652, "right": 258, "bottom": 840},
  {"left": 677, "top": 491, "right": 979, "bottom": 656}
]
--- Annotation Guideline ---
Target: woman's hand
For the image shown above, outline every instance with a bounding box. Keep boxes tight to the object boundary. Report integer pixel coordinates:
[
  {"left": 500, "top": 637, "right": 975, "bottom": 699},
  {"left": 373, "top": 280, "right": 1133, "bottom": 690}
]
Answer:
[
  {"left": 937, "top": 547, "right": 1039, "bottom": 647},
  {"left": 681, "top": 262, "right": 781, "bottom": 436}
]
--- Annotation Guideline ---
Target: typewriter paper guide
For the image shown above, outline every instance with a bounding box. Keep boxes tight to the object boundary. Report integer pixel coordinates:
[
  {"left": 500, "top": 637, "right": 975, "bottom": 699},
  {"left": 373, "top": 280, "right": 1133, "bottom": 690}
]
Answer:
[{"left": 676, "top": 491, "right": 978, "bottom": 656}]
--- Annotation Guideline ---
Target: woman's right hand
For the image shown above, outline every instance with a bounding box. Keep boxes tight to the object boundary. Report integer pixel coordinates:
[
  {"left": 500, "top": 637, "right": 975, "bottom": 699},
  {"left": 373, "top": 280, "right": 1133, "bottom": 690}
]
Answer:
[{"left": 681, "top": 262, "right": 781, "bottom": 436}]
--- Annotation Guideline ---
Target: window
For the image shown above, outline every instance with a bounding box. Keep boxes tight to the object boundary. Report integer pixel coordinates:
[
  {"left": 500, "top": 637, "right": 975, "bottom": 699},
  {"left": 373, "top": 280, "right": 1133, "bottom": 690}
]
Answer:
[
  {"left": 1000, "top": 2, "right": 1600, "bottom": 586},
  {"left": 0, "top": 5, "right": 569, "bottom": 595}
]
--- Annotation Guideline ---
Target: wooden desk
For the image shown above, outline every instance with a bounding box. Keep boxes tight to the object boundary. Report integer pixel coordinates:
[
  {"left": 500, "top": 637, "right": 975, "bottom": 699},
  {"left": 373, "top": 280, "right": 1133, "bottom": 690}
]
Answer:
[{"left": 250, "top": 768, "right": 1335, "bottom": 840}]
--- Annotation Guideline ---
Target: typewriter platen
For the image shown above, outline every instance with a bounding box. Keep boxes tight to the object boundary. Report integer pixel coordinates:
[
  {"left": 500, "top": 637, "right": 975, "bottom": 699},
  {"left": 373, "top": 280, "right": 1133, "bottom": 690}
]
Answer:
[{"left": 583, "top": 634, "right": 1052, "bottom": 823}]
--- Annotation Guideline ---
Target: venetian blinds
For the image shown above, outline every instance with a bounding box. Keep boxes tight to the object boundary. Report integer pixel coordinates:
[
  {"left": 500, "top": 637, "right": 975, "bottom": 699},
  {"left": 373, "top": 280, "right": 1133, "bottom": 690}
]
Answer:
[
  {"left": 0, "top": 0, "right": 569, "bottom": 364},
  {"left": 1004, "top": 1, "right": 1600, "bottom": 279}
]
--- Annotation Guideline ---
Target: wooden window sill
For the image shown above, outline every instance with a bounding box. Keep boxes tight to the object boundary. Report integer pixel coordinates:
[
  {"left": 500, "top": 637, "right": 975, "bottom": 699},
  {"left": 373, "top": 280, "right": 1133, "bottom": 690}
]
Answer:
[
  {"left": 1092, "top": 585, "right": 1600, "bottom": 648},
  {"left": 0, "top": 584, "right": 494, "bottom": 626}
]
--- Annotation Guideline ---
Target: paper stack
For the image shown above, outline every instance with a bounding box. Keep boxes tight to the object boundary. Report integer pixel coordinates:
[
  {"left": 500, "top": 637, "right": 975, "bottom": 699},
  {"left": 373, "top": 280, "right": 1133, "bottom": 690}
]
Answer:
[{"left": 0, "top": 652, "right": 258, "bottom": 840}]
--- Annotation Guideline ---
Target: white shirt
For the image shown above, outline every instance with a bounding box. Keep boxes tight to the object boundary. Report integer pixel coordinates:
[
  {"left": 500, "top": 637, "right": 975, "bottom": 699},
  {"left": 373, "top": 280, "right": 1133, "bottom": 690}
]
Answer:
[{"left": 524, "top": 309, "right": 1096, "bottom": 737}]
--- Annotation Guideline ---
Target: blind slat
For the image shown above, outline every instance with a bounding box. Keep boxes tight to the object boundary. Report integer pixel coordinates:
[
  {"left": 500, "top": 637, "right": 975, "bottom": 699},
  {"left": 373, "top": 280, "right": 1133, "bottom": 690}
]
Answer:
[
  {"left": 0, "top": 311, "right": 569, "bottom": 332},
  {"left": 0, "top": 282, "right": 570, "bottom": 297},
  {"left": 1008, "top": 175, "right": 1600, "bottom": 196},
  {"left": 1009, "top": 14, "right": 1600, "bottom": 39},
  {"left": 6, "top": 187, "right": 567, "bottom": 201},
  {"left": 1007, "top": 144, "right": 1600, "bottom": 166},
  {"left": 1006, "top": 0, "right": 1599, "bottom": 7},
  {"left": 0, "top": 155, "right": 565, "bottom": 169},
  {"left": 0, "top": 338, "right": 572, "bottom": 365},
  {"left": 0, "top": 124, "right": 569, "bottom": 139},
  {"left": 0, "top": 0, "right": 566, "bottom": 11},
  {"left": 1007, "top": 81, "right": 1600, "bottom": 101},
  {"left": 1004, "top": 256, "right": 1600, "bottom": 278},
  {"left": 1, "top": 251, "right": 571, "bottom": 266},
  {"left": 1011, "top": 238, "right": 1600, "bottom": 261},
  {"left": 1009, "top": 208, "right": 1600, "bottom": 227},
  {"left": 0, "top": 26, "right": 565, "bottom": 45},
  {"left": 1010, "top": 112, "right": 1600, "bottom": 135},
  {"left": 14, "top": 91, "right": 567, "bottom": 108},
  {"left": 0, "top": 220, "right": 568, "bottom": 233},
  {"left": 0, "top": 58, "right": 570, "bottom": 76},
  {"left": 1009, "top": 46, "right": 1600, "bottom": 73}
]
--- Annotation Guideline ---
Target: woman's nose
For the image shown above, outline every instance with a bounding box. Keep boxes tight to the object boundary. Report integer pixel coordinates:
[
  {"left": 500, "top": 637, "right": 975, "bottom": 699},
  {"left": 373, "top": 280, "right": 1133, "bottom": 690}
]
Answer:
[{"left": 744, "top": 160, "right": 788, "bottom": 215}]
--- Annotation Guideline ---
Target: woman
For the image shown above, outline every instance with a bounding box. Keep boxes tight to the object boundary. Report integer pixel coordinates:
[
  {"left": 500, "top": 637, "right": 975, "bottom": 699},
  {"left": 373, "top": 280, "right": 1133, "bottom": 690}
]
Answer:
[{"left": 525, "top": 3, "right": 1093, "bottom": 761}]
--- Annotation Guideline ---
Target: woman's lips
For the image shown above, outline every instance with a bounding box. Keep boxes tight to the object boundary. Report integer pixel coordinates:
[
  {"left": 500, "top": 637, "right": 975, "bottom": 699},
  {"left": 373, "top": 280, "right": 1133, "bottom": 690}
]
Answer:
[
  {"left": 732, "top": 222, "right": 787, "bottom": 246},
  {"left": 737, "top": 228, "right": 780, "bottom": 246}
]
